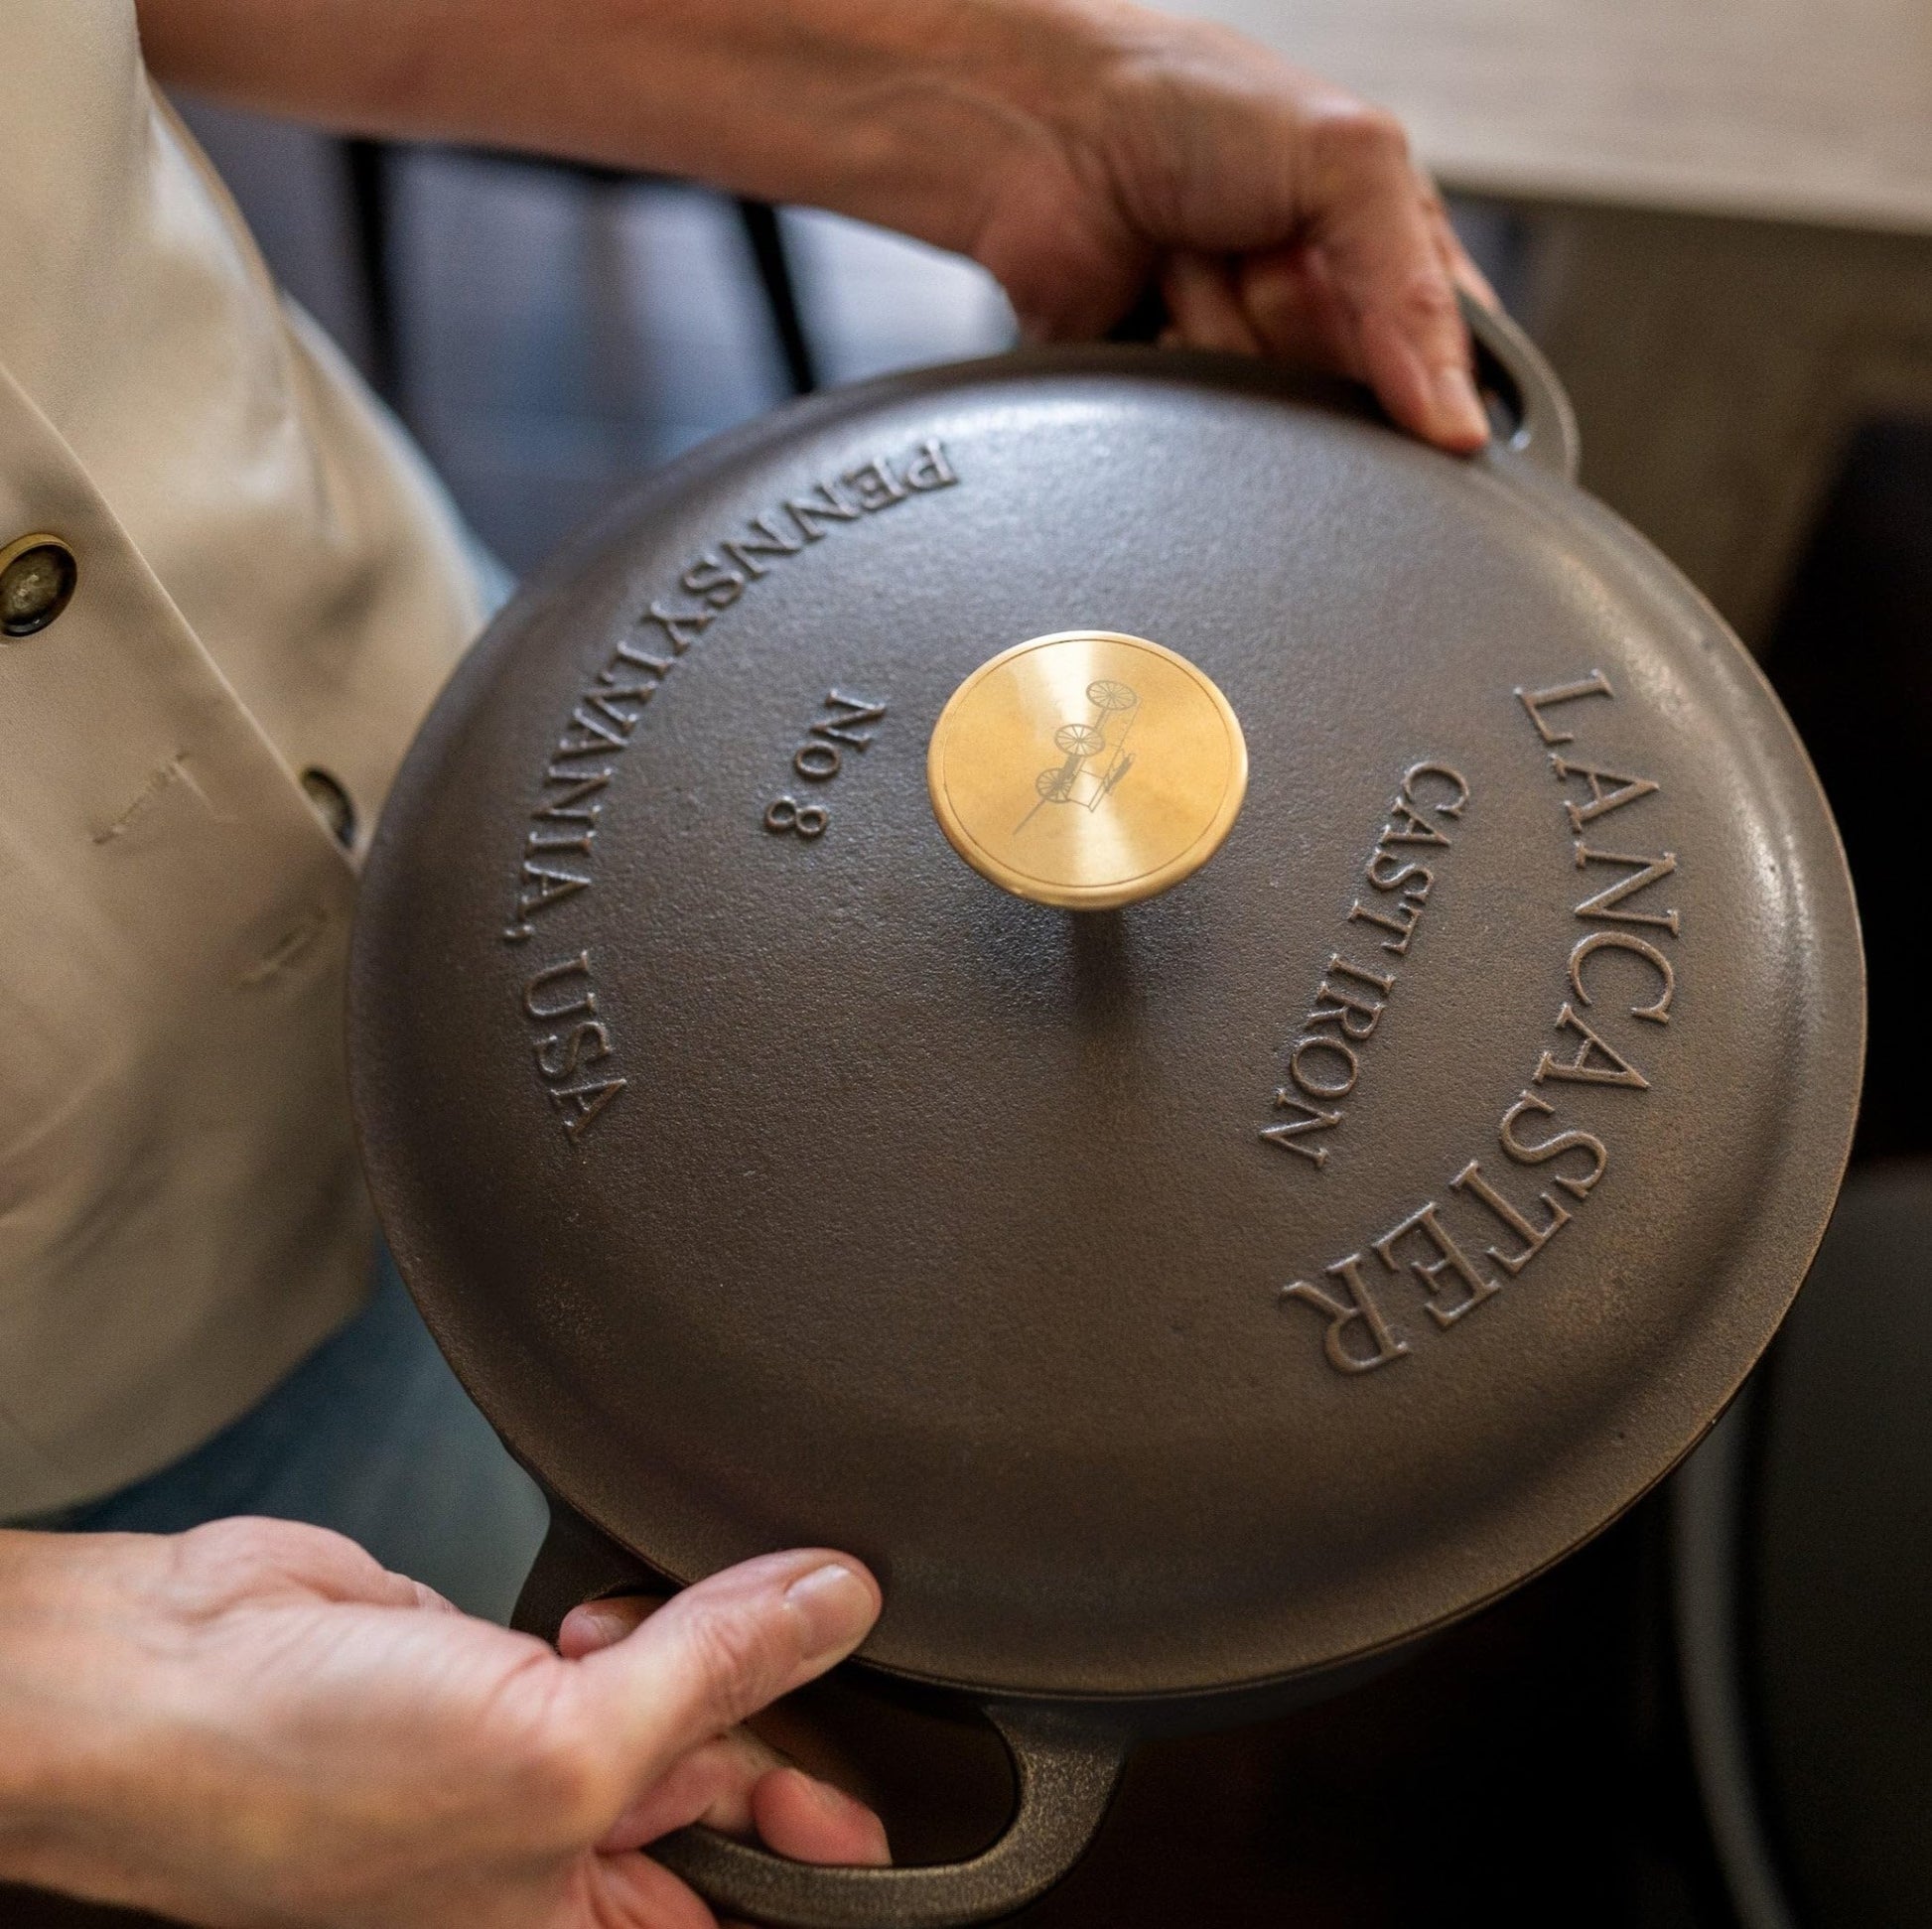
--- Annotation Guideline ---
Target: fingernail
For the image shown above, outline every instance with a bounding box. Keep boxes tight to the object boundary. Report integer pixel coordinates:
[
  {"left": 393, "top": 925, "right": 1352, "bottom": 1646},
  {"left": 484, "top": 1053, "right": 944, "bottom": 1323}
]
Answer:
[
  {"left": 799, "top": 1773, "right": 892, "bottom": 1864},
  {"left": 576, "top": 1604, "right": 630, "bottom": 1647},
  {"left": 805, "top": 1773, "right": 865, "bottom": 1820},
  {"left": 1436, "top": 362, "right": 1489, "bottom": 444},
  {"left": 784, "top": 1561, "right": 877, "bottom": 1662}
]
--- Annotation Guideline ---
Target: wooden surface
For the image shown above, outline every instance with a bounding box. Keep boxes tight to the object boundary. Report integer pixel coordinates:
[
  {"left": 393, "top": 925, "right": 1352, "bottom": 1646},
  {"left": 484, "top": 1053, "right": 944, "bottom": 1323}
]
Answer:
[{"left": 1163, "top": 0, "right": 1932, "bottom": 233}]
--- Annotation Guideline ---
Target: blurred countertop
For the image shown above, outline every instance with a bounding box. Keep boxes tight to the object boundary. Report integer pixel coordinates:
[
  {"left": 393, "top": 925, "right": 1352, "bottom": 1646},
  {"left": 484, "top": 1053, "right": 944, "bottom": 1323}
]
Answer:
[{"left": 1161, "top": 0, "right": 1932, "bottom": 233}]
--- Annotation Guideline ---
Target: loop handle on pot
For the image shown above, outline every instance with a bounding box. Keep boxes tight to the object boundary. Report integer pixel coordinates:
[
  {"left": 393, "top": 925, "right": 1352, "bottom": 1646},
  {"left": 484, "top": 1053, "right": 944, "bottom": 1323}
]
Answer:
[
  {"left": 653, "top": 1701, "right": 1129, "bottom": 1929},
  {"left": 512, "top": 1502, "right": 1129, "bottom": 1929},
  {"left": 1461, "top": 292, "right": 1581, "bottom": 482},
  {"left": 1108, "top": 281, "right": 1580, "bottom": 482}
]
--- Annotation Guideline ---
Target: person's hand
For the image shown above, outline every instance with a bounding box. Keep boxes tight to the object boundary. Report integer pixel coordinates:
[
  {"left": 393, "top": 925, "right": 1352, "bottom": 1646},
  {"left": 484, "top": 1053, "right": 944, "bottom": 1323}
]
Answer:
[
  {"left": 0, "top": 1519, "right": 886, "bottom": 1927},
  {"left": 142, "top": 0, "right": 1495, "bottom": 453},
  {"left": 946, "top": 3, "right": 1498, "bottom": 451}
]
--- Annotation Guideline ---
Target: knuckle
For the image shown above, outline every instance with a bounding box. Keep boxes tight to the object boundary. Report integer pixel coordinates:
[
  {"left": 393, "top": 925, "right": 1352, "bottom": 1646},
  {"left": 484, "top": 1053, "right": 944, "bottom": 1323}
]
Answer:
[
  {"left": 167, "top": 1516, "right": 324, "bottom": 1601},
  {"left": 526, "top": 1727, "right": 608, "bottom": 1831},
  {"left": 1415, "top": 173, "right": 1451, "bottom": 218},
  {"left": 497, "top": 1679, "right": 621, "bottom": 1836},
  {"left": 179, "top": 1514, "right": 286, "bottom": 1563},
  {"left": 681, "top": 1603, "right": 793, "bottom": 1733},
  {"left": 1311, "top": 102, "right": 1409, "bottom": 173},
  {"left": 973, "top": 210, "right": 1100, "bottom": 342},
  {"left": 1393, "top": 266, "right": 1459, "bottom": 330}
]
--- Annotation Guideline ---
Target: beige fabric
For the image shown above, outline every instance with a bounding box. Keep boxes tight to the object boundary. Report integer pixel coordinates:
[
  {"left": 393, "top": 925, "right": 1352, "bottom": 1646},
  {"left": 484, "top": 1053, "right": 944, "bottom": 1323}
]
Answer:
[{"left": 0, "top": 1, "right": 484, "bottom": 1514}]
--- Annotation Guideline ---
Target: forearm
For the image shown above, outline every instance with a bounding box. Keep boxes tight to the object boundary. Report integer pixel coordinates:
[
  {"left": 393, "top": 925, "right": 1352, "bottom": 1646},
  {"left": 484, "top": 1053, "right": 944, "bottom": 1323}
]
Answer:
[
  {"left": 137, "top": 0, "right": 1116, "bottom": 256},
  {"left": 138, "top": 0, "right": 1494, "bottom": 446}
]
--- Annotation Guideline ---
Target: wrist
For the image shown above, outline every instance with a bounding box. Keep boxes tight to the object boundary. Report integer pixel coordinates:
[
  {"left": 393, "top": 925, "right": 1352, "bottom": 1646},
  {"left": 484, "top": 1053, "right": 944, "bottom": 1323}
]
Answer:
[
  {"left": 483, "top": 0, "right": 1128, "bottom": 257},
  {"left": 615, "top": 0, "right": 1125, "bottom": 253},
  {"left": 0, "top": 1531, "right": 179, "bottom": 1902}
]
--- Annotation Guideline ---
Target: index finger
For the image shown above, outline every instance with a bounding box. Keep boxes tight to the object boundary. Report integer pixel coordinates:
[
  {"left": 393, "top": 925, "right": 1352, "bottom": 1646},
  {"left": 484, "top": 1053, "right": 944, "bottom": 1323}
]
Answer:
[{"left": 1299, "top": 105, "right": 1488, "bottom": 451}]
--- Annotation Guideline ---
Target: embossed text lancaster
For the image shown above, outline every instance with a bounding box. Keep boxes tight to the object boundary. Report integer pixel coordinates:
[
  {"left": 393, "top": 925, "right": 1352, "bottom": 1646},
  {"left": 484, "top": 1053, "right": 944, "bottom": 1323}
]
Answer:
[{"left": 1280, "top": 670, "right": 1678, "bottom": 1372}]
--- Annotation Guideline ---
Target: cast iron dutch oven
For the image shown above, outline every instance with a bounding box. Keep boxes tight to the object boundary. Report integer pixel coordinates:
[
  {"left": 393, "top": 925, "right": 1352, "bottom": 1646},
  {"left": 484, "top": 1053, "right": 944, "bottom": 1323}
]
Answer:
[{"left": 348, "top": 306, "right": 1863, "bottom": 1928}]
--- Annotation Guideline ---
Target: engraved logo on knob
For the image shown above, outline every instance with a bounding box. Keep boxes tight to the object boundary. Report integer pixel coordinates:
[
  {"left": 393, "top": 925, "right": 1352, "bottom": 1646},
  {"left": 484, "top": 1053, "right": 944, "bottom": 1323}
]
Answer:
[
  {"left": 927, "top": 630, "right": 1247, "bottom": 912},
  {"left": 1019, "top": 679, "right": 1141, "bottom": 834}
]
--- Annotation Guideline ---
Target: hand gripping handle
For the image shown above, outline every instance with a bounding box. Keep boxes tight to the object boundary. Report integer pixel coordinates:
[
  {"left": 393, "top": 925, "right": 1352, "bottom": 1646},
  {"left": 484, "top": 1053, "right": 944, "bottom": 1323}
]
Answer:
[
  {"left": 1108, "top": 279, "right": 1581, "bottom": 482},
  {"left": 653, "top": 1700, "right": 1129, "bottom": 1929},
  {"left": 1460, "top": 291, "right": 1581, "bottom": 482},
  {"left": 512, "top": 1504, "right": 1129, "bottom": 1929}
]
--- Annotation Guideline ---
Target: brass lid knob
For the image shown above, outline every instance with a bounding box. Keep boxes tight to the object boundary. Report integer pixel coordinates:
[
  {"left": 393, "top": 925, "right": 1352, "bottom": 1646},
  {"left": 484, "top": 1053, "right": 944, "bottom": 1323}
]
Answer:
[{"left": 927, "top": 630, "right": 1248, "bottom": 910}]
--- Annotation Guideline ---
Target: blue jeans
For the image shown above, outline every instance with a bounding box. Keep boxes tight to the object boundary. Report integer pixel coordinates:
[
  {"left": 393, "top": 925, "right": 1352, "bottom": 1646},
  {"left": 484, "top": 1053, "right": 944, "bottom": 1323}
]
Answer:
[{"left": 25, "top": 1253, "right": 548, "bottom": 1623}]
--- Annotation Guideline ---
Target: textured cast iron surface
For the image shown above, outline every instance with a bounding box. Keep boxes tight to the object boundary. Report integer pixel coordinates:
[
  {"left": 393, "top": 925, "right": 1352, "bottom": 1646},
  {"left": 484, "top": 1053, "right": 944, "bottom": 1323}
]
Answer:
[{"left": 351, "top": 347, "right": 1862, "bottom": 1705}]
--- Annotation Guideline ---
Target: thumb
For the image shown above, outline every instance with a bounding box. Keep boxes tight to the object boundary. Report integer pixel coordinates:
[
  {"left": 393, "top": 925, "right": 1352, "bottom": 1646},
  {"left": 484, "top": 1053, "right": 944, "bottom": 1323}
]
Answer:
[{"left": 573, "top": 1550, "right": 880, "bottom": 1793}]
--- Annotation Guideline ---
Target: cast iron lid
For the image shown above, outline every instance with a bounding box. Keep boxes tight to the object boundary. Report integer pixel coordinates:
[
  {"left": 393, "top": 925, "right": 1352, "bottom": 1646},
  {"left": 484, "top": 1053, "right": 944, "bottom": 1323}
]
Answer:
[{"left": 350, "top": 346, "right": 1862, "bottom": 1702}]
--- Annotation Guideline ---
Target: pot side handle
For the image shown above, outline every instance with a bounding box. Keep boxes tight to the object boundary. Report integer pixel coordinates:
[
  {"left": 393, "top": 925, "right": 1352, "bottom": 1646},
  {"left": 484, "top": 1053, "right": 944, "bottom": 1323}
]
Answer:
[
  {"left": 1110, "top": 283, "right": 1580, "bottom": 482},
  {"left": 1462, "top": 292, "right": 1582, "bottom": 482},
  {"left": 512, "top": 1504, "right": 1128, "bottom": 1929},
  {"left": 653, "top": 1700, "right": 1129, "bottom": 1929}
]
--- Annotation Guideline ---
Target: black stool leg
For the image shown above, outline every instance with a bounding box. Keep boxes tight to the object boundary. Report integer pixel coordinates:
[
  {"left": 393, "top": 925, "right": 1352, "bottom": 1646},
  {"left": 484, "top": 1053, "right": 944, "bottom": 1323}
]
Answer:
[
  {"left": 735, "top": 197, "right": 818, "bottom": 396},
  {"left": 342, "top": 137, "right": 401, "bottom": 409}
]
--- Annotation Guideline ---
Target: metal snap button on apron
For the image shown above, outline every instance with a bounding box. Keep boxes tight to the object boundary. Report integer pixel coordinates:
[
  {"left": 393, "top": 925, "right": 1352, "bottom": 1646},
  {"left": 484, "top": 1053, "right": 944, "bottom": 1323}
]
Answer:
[
  {"left": 299, "top": 767, "right": 357, "bottom": 847},
  {"left": 0, "top": 533, "right": 77, "bottom": 637}
]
